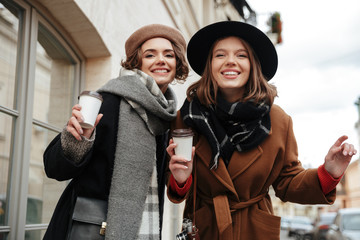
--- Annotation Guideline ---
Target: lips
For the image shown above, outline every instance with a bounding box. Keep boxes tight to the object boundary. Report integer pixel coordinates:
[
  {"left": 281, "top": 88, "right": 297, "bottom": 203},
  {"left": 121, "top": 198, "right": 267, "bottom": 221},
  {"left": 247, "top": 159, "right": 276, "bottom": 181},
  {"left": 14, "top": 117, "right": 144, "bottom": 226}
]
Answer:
[
  {"left": 222, "top": 71, "right": 239, "bottom": 75},
  {"left": 221, "top": 69, "right": 240, "bottom": 76},
  {"left": 152, "top": 69, "right": 169, "bottom": 73}
]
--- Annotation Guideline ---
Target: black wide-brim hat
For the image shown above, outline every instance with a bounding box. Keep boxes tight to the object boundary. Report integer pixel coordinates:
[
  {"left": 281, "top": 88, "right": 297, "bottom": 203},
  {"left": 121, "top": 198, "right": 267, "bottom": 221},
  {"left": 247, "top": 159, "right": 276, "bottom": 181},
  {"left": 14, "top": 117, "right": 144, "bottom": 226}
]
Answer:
[{"left": 187, "top": 21, "right": 278, "bottom": 80}]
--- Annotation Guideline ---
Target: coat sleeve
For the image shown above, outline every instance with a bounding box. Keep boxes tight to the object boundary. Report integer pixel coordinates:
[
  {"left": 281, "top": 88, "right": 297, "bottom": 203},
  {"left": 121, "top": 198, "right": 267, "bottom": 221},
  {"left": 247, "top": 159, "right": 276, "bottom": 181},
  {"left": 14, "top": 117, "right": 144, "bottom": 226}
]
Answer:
[
  {"left": 43, "top": 92, "right": 118, "bottom": 182},
  {"left": 43, "top": 132, "right": 94, "bottom": 181},
  {"left": 272, "top": 115, "right": 336, "bottom": 204}
]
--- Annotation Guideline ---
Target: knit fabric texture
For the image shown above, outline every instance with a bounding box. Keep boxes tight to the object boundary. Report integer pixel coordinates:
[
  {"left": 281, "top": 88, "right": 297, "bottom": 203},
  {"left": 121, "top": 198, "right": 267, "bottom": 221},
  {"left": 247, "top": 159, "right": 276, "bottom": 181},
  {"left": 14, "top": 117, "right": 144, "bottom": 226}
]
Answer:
[
  {"left": 317, "top": 164, "right": 342, "bottom": 195},
  {"left": 60, "top": 126, "right": 95, "bottom": 163}
]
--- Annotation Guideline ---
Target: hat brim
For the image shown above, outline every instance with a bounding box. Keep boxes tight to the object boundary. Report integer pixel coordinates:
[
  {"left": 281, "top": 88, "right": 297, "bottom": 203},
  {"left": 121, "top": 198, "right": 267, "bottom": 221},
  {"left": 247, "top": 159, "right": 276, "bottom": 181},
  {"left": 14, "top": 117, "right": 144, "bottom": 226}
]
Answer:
[{"left": 187, "top": 21, "right": 278, "bottom": 80}]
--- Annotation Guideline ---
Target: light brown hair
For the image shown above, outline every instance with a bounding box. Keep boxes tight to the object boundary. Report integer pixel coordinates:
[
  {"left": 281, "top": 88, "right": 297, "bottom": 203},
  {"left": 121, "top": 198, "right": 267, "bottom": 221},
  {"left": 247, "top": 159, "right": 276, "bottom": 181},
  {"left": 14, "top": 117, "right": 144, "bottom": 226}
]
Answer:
[{"left": 186, "top": 37, "right": 277, "bottom": 106}]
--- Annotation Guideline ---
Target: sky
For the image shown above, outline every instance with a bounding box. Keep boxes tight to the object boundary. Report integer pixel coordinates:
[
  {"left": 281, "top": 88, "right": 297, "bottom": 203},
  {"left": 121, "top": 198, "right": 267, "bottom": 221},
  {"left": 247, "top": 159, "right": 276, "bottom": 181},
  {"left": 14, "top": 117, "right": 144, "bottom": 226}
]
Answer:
[{"left": 250, "top": 0, "right": 360, "bottom": 167}]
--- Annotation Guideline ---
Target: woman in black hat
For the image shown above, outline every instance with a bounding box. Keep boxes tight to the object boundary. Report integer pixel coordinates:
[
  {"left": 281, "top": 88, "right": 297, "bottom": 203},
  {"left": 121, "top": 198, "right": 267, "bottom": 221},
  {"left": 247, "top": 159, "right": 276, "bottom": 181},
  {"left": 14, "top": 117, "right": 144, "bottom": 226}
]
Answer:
[{"left": 166, "top": 21, "right": 357, "bottom": 240}]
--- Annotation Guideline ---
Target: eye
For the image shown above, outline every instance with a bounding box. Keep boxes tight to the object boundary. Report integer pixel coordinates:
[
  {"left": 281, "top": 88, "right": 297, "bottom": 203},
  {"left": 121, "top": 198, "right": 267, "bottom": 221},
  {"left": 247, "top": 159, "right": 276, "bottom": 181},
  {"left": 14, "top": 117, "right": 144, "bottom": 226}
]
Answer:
[
  {"left": 165, "top": 53, "right": 175, "bottom": 58},
  {"left": 237, "top": 51, "right": 248, "bottom": 58},
  {"left": 214, "top": 53, "right": 225, "bottom": 58},
  {"left": 237, "top": 54, "right": 248, "bottom": 58},
  {"left": 144, "top": 54, "right": 154, "bottom": 58}
]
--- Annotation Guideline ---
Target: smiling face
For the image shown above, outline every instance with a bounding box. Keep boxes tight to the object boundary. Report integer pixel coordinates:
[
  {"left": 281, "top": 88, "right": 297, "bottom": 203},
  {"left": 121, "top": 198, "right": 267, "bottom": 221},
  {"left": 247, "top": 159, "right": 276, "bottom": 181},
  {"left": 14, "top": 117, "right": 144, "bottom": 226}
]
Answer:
[
  {"left": 211, "top": 36, "right": 251, "bottom": 102},
  {"left": 140, "top": 37, "right": 176, "bottom": 93}
]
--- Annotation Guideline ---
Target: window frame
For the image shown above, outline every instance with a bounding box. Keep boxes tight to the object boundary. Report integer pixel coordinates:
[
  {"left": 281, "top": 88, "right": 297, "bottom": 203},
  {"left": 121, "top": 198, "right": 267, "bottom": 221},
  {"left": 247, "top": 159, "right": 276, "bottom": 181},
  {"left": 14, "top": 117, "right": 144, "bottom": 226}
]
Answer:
[{"left": 0, "top": 0, "right": 85, "bottom": 238}]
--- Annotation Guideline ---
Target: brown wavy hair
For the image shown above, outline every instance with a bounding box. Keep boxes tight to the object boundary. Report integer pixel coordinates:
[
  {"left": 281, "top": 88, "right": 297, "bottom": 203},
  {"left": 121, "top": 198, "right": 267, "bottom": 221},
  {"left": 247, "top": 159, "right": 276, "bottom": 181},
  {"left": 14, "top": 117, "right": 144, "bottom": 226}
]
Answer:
[
  {"left": 121, "top": 41, "right": 189, "bottom": 82},
  {"left": 186, "top": 37, "right": 277, "bottom": 106}
]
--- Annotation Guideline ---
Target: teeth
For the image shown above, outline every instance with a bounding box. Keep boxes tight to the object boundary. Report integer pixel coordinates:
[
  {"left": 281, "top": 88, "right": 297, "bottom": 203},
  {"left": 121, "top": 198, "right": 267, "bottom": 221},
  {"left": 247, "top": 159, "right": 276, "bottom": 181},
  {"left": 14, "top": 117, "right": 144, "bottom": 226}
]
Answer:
[
  {"left": 154, "top": 69, "right": 167, "bottom": 73},
  {"left": 223, "top": 71, "right": 238, "bottom": 75}
]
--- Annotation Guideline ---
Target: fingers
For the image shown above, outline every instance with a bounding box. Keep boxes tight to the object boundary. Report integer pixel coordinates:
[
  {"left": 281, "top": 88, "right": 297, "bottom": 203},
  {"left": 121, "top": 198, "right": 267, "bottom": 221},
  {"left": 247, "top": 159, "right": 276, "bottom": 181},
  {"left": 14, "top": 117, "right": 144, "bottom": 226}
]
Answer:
[
  {"left": 67, "top": 116, "right": 83, "bottom": 140},
  {"left": 341, "top": 143, "right": 357, "bottom": 156},
  {"left": 170, "top": 155, "right": 190, "bottom": 170},
  {"left": 94, "top": 114, "right": 103, "bottom": 127},
  {"left": 334, "top": 135, "right": 348, "bottom": 147},
  {"left": 191, "top": 146, "right": 195, "bottom": 160},
  {"left": 167, "top": 138, "right": 196, "bottom": 171},
  {"left": 72, "top": 104, "right": 82, "bottom": 111},
  {"left": 66, "top": 105, "right": 102, "bottom": 141},
  {"left": 166, "top": 139, "right": 176, "bottom": 157},
  {"left": 67, "top": 104, "right": 85, "bottom": 141},
  {"left": 71, "top": 104, "right": 84, "bottom": 122}
]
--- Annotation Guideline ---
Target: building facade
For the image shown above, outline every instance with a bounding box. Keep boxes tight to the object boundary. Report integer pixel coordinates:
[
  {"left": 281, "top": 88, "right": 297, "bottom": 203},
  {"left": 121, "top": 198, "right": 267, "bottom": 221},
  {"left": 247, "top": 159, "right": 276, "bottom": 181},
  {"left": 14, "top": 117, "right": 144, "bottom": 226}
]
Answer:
[
  {"left": 0, "top": 0, "right": 258, "bottom": 239},
  {"left": 1, "top": 0, "right": 358, "bottom": 239},
  {"left": 343, "top": 97, "right": 360, "bottom": 208}
]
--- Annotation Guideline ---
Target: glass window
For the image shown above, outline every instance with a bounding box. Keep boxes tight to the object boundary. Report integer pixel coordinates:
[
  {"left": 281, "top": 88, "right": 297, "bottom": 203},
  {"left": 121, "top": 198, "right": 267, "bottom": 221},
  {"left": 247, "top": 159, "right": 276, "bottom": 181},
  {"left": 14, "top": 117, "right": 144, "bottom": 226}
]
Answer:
[
  {"left": 343, "top": 214, "right": 360, "bottom": 230},
  {"left": 0, "top": 0, "right": 82, "bottom": 237},
  {"left": 0, "top": 232, "right": 8, "bottom": 240},
  {"left": 26, "top": 23, "right": 77, "bottom": 227},
  {"left": 27, "top": 126, "right": 64, "bottom": 226},
  {"left": 25, "top": 229, "right": 46, "bottom": 240},
  {"left": 0, "top": 113, "right": 14, "bottom": 229},
  {"left": 33, "top": 23, "right": 76, "bottom": 128},
  {"left": 0, "top": 2, "right": 19, "bottom": 110}
]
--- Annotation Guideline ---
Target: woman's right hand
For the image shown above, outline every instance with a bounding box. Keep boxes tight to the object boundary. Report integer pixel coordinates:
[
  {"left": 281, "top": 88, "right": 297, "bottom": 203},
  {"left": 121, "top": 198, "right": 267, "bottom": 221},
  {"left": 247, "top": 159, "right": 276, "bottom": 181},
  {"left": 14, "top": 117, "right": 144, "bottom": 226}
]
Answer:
[
  {"left": 66, "top": 104, "right": 103, "bottom": 141},
  {"left": 167, "top": 138, "right": 195, "bottom": 185}
]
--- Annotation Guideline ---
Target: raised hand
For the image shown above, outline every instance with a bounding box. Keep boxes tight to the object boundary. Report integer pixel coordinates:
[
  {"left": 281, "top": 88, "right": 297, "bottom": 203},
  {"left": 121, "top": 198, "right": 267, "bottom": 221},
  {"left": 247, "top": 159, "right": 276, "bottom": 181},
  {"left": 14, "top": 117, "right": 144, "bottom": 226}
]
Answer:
[
  {"left": 66, "top": 104, "right": 103, "bottom": 140},
  {"left": 324, "top": 135, "right": 357, "bottom": 178}
]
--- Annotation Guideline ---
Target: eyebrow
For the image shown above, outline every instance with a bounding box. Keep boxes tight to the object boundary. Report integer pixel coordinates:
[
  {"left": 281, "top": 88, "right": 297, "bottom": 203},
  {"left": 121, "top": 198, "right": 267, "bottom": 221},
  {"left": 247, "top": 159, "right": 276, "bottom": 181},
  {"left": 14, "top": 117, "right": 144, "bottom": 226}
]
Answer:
[
  {"left": 213, "top": 48, "right": 247, "bottom": 53},
  {"left": 143, "top": 48, "right": 175, "bottom": 53}
]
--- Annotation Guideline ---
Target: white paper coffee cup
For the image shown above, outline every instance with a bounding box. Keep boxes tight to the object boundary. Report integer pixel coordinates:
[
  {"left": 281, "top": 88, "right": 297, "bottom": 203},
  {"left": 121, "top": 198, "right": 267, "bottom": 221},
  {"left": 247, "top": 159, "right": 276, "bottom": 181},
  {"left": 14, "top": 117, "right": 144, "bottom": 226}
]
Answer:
[
  {"left": 78, "top": 91, "right": 103, "bottom": 129},
  {"left": 172, "top": 129, "right": 194, "bottom": 161}
]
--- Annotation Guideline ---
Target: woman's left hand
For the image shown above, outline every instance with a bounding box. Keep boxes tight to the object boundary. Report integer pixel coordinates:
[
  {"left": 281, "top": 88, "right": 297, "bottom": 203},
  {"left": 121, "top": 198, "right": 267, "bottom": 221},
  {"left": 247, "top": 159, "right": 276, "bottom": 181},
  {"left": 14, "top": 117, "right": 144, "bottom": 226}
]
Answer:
[
  {"left": 324, "top": 135, "right": 357, "bottom": 179},
  {"left": 167, "top": 138, "right": 194, "bottom": 185}
]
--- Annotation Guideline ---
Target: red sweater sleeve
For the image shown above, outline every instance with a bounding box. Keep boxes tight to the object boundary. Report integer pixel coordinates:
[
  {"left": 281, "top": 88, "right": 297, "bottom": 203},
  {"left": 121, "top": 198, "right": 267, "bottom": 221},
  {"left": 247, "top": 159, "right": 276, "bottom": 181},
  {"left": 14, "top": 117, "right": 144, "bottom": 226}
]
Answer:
[
  {"left": 317, "top": 164, "right": 342, "bottom": 195},
  {"left": 169, "top": 174, "right": 193, "bottom": 197}
]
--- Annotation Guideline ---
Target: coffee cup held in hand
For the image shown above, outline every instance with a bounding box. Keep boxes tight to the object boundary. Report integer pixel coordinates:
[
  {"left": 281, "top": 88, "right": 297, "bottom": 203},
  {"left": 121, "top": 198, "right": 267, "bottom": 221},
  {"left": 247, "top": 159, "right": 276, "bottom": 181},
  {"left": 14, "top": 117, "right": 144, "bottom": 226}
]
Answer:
[
  {"left": 172, "top": 129, "right": 194, "bottom": 161},
  {"left": 78, "top": 91, "right": 103, "bottom": 129}
]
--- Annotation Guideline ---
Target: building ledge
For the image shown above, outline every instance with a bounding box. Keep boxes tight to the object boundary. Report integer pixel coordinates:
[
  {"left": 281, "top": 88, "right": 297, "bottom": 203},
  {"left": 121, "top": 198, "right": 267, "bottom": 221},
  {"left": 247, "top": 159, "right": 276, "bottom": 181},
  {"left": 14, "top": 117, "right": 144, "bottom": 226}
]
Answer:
[{"left": 36, "top": 0, "right": 111, "bottom": 58}]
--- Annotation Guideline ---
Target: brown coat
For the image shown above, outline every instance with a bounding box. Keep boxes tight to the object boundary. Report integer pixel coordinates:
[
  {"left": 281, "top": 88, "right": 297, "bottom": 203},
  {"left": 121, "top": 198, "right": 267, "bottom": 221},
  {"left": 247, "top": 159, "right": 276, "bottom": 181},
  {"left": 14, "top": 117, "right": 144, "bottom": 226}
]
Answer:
[{"left": 167, "top": 104, "right": 335, "bottom": 240}]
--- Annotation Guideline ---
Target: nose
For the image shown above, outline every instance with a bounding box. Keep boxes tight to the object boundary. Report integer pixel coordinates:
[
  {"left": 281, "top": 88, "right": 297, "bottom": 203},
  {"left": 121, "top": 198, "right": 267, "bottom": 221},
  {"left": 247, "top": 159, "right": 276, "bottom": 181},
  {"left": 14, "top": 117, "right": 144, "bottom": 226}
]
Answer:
[
  {"left": 156, "top": 54, "right": 165, "bottom": 64},
  {"left": 226, "top": 55, "right": 236, "bottom": 66}
]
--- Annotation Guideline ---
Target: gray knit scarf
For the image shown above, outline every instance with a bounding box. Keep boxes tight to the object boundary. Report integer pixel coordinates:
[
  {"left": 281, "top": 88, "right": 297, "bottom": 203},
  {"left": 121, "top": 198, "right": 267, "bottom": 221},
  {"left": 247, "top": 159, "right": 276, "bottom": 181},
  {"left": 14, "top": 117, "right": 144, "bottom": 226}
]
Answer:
[{"left": 97, "top": 68, "right": 177, "bottom": 240}]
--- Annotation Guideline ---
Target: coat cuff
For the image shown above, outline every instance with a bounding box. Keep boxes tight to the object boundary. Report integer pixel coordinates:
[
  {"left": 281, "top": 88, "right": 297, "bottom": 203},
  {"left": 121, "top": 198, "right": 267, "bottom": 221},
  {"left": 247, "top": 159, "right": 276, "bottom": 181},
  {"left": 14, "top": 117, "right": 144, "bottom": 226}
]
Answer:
[
  {"left": 318, "top": 164, "right": 342, "bottom": 195},
  {"left": 60, "top": 126, "right": 95, "bottom": 163},
  {"left": 169, "top": 174, "right": 192, "bottom": 197}
]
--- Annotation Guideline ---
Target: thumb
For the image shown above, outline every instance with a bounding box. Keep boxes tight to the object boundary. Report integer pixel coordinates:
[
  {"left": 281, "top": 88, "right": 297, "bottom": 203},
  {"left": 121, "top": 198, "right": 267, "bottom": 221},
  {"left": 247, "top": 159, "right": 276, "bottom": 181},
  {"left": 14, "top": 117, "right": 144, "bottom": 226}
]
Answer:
[{"left": 94, "top": 114, "right": 103, "bottom": 128}]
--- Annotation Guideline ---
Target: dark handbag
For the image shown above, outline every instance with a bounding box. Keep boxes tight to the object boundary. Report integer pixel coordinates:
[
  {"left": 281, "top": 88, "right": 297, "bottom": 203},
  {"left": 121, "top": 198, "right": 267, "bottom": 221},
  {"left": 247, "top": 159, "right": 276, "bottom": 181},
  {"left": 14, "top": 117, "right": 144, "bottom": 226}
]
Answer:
[{"left": 67, "top": 196, "right": 108, "bottom": 240}]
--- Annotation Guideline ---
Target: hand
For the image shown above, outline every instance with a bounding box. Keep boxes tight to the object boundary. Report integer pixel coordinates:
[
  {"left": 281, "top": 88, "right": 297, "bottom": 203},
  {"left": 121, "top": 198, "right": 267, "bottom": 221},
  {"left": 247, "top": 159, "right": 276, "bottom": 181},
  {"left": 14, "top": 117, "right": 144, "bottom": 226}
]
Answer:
[
  {"left": 166, "top": 138, "right": 195, "bottom": 185},
  {"left": 66, "top": 104, "right": 103, "bottom": 141},
  {"left": 324, "top": 135, "right": 357, "bottom": 178}
]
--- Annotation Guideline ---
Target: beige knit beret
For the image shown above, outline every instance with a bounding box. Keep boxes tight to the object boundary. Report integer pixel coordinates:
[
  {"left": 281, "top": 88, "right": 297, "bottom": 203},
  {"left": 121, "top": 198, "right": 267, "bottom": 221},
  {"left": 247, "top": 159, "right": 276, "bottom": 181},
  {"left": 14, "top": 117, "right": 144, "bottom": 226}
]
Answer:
[{"left": 125, "top": 24, "right": 187, "bottom": 57}]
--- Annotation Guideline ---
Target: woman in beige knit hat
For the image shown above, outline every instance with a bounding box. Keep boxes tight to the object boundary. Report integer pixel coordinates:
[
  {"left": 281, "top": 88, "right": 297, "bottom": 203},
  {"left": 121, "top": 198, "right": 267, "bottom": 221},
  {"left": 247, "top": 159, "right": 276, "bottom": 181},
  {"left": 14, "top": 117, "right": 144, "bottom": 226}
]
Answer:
[{"left": 43, "top": 24, "right": 189, "bottom": 240}]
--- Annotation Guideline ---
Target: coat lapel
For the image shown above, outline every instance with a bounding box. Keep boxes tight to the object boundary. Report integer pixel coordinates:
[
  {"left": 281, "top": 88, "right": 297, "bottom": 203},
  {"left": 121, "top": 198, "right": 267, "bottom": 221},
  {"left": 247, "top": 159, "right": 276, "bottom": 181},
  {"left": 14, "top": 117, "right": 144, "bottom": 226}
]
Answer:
[
  {"left": 195, "top": 135, "right": 238, "bottom": 197},
  {"left": 195, "top": 134, "right": 265, "bottom": 195},
  {"left": 228, "top": 127, "right": 272, "bottom": 180},
  {"left": 228, "top": 145, "right": 263, "bottom": 179}
]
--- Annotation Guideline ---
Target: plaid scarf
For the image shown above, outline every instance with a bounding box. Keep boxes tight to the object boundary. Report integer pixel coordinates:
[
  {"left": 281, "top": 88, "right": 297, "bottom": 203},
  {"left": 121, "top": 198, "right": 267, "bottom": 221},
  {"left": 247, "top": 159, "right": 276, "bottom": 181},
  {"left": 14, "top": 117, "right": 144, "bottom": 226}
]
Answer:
[
  {"left": 181, "top": 94, "right": 271, "bottom": 169},
  {"left": 137, "top": 166, "right": 160, "bottom": 239}
]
